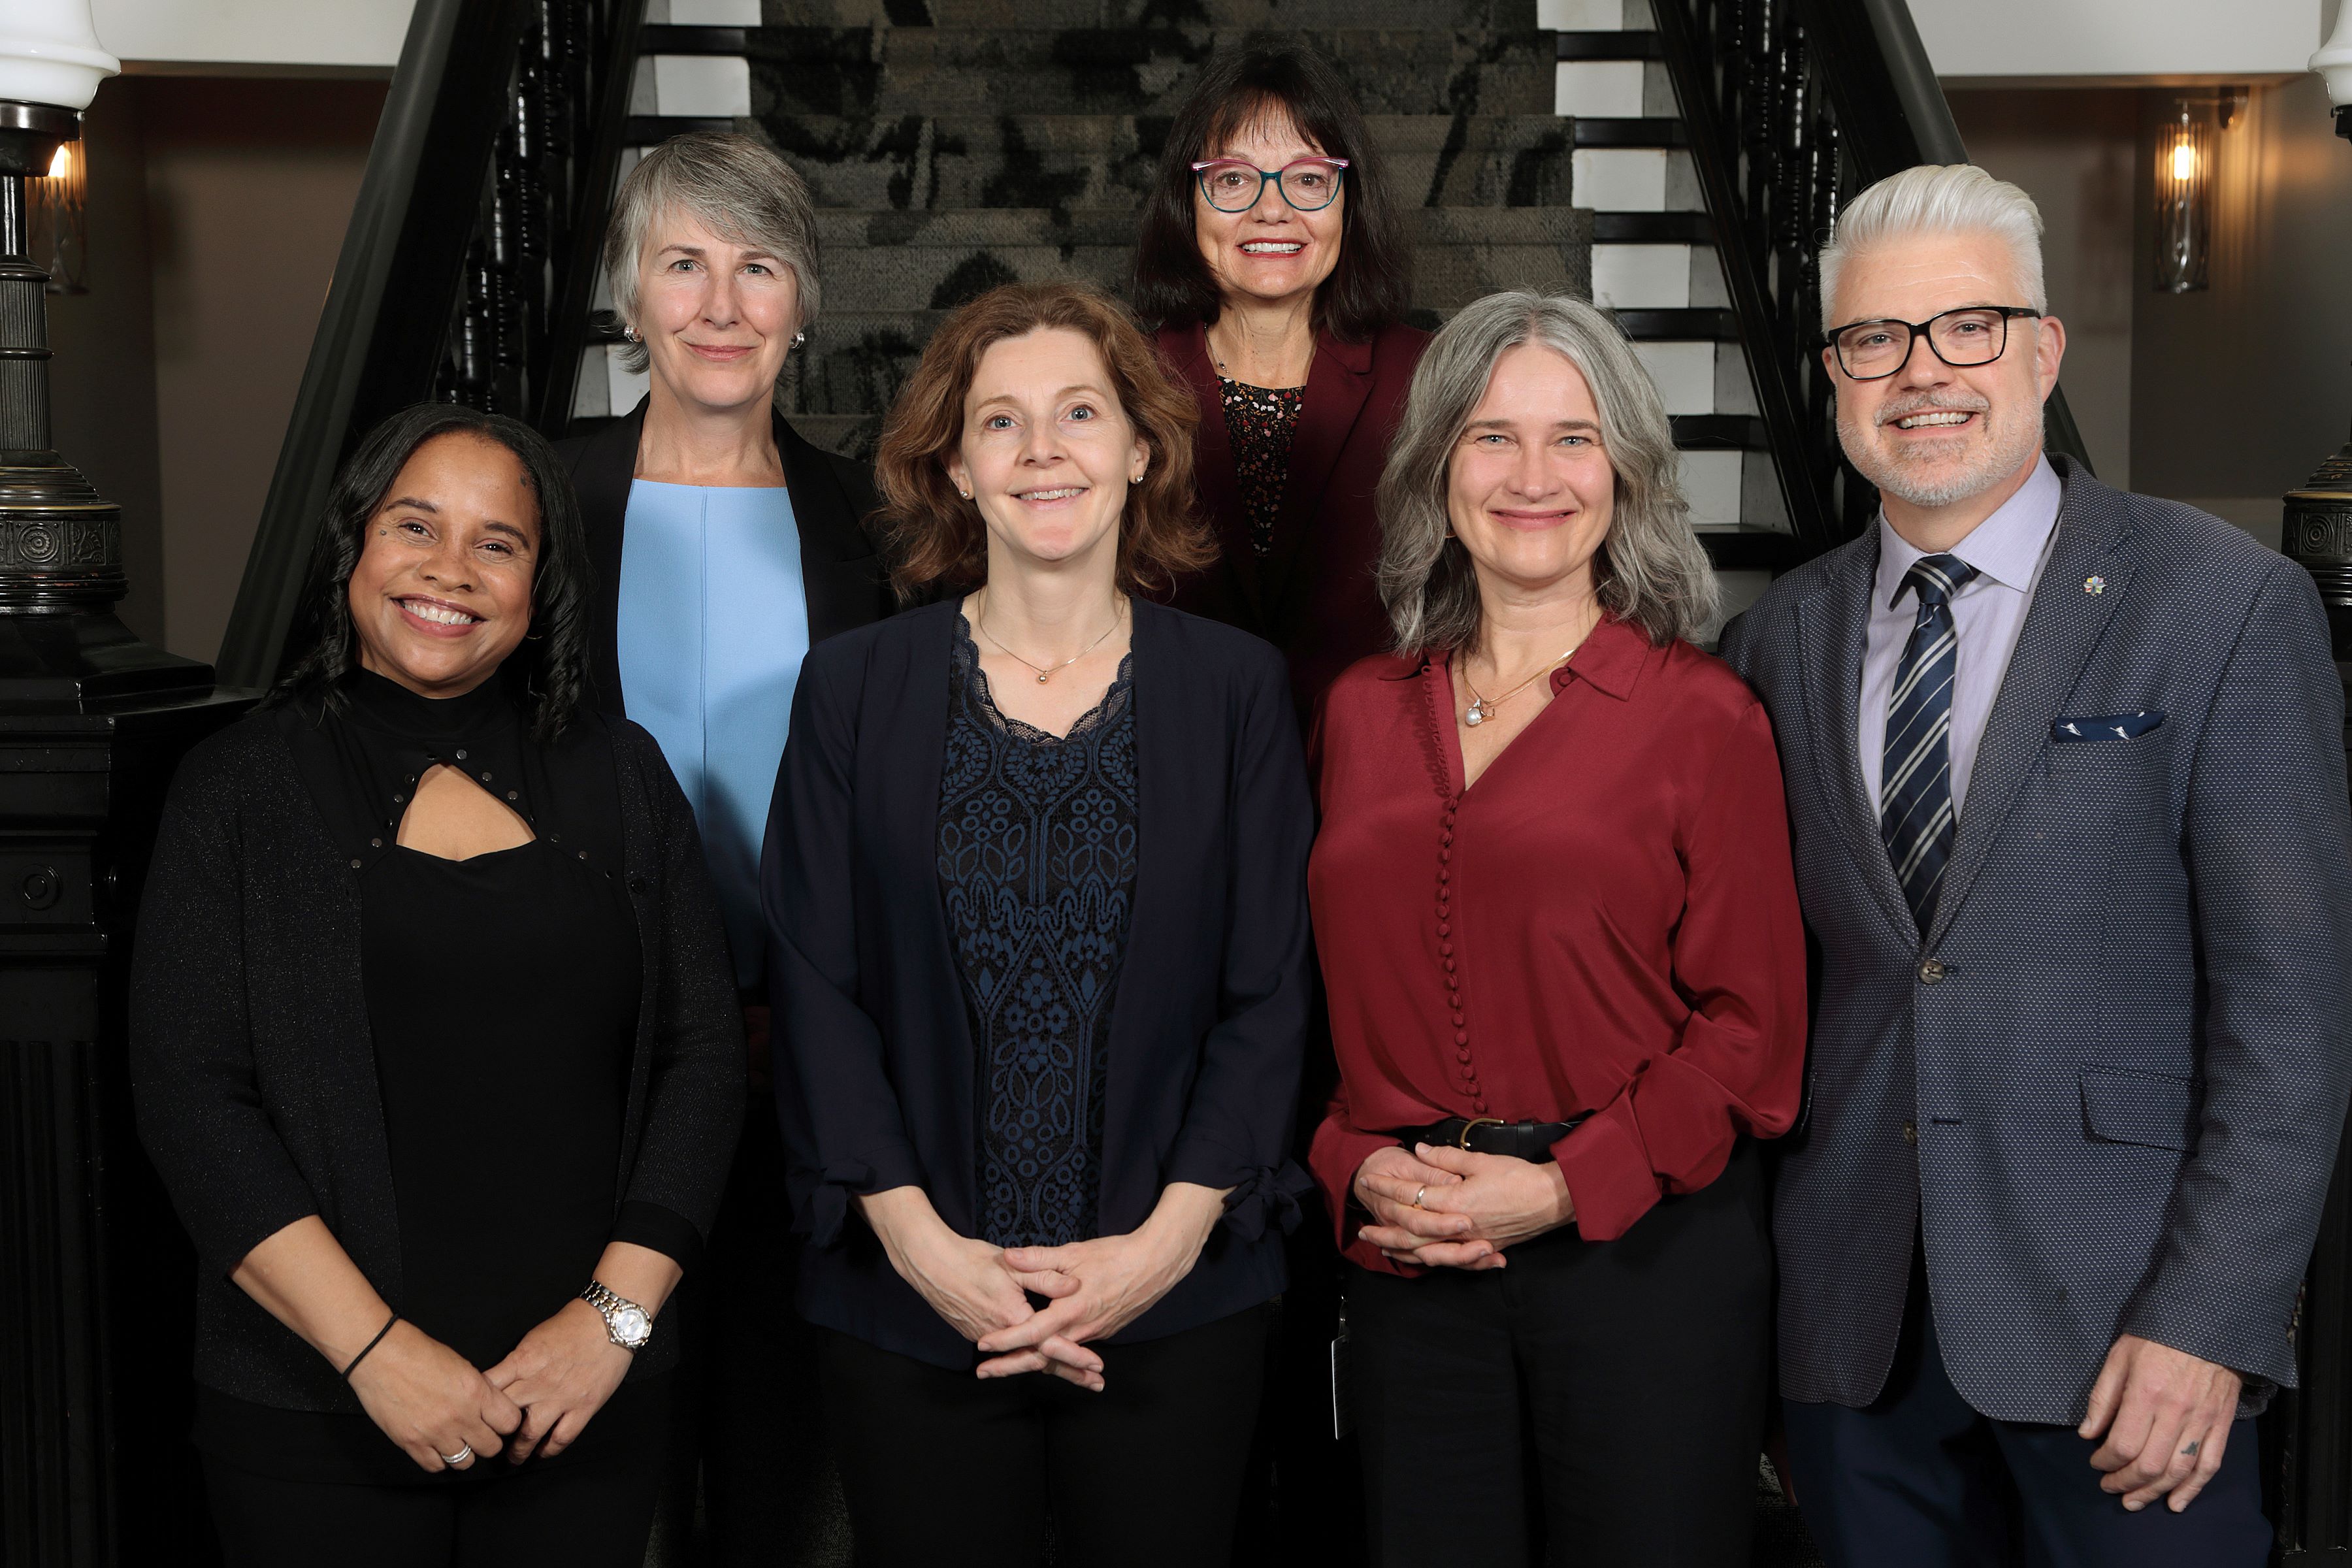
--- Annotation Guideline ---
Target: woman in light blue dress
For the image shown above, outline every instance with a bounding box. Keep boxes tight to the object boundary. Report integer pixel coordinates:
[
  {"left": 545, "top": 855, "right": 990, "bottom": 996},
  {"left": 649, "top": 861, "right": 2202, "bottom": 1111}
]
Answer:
[{"left": 555, "top": 128, "right": 890, "bottom": 1560}]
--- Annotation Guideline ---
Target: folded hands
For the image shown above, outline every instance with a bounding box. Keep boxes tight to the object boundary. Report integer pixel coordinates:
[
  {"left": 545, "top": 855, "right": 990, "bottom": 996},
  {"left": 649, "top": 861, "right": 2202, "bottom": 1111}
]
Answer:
[
  {"left": 859, "top": 1181, "right": 1230, "bottom": 1392},
  {"left": 1352, "top": 1142, "right": 1578, "bottom": 1270}
]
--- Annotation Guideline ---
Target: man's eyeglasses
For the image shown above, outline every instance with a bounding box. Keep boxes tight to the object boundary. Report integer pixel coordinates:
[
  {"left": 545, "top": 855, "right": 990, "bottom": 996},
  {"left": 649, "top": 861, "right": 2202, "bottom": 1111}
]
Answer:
[
  {"left": 1190, "top": 157, "right": 1350, "bottom": 213},
  {"left": 1823, "top": 306, "right": 2043, "bottom": 381}
]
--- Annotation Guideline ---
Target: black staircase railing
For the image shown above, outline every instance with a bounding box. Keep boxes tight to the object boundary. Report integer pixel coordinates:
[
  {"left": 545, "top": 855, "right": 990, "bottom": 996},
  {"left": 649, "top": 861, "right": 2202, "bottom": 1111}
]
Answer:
[
  {"left": 1650, "top": 0, "right": 2095, "bottom": 558},
  {"left": 214, "top": 0, "right": 647, "bottom": 693}
]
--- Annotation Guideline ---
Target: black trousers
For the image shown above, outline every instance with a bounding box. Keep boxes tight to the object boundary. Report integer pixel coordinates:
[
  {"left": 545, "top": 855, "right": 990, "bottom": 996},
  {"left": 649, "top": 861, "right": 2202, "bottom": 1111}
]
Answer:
[
  {"left": 692, "top": 1103, "right": 841, "bottom": 1565},
  {"left": 1349, "top": 1141, "right": 1771, "bottom": 1567},
  {"left": 819, "top": 1303, "right": 1275, "bottom": 1568},
  {"left": 202, "top": 1445, "right": 664, "bottom": 1568}
]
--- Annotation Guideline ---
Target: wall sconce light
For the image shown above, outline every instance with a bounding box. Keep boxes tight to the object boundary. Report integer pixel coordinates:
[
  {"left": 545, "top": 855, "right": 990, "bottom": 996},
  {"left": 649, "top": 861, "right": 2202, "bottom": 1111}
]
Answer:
[
  {"left": 2153, "top": 90, "right": 2243, "bottom": 293},
  {"left": 28, "top": 137, "right": 86, "bottom": 293}
]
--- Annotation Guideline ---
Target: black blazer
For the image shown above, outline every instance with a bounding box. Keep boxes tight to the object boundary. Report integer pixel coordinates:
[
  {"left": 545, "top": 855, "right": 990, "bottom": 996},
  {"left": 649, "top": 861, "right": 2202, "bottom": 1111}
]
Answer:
[
  {"left": 555, "top": 396, "right": 894, "bottom": 715},
  {"left": 129, "top": 706, "right": 745, "bottom": 1412},
  {"left": 764, "top": 598, "right": 1316, "bottom": 1370}
]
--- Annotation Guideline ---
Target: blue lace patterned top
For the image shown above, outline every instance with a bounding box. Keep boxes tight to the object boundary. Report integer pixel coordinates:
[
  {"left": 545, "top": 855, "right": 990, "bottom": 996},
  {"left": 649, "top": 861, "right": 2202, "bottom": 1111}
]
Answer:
[{"left": 936, "top": 615, "right": 1138, "bottom": 1249}]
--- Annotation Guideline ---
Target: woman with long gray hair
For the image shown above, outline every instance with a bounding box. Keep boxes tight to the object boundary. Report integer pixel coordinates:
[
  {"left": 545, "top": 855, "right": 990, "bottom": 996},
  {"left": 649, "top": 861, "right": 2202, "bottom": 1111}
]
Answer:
[{"left": 1305, "top": 291, "right": 1807, "bottom": 1564}]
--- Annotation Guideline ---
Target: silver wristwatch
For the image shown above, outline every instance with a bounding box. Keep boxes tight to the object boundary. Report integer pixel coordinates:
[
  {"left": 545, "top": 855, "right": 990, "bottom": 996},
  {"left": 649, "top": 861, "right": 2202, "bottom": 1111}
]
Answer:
[{"left": 581, "top": 1279, "right": 655, "bottom": 1351}]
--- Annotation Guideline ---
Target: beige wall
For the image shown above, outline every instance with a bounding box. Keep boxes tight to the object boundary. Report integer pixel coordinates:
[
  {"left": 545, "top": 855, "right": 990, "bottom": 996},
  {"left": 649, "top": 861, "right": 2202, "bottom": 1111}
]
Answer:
[
  {"left": 2129, "top": 71, "right": 2352, "bottom": 546},
  {"left": 45, "top": 77, "right": 384, "bottom": 666},
  {"left": 1948, "top": 65, "right": 2352, "bottom": 551},
  {"left": 1948, "top": 88, "right": 2140, "bottom": 492}
]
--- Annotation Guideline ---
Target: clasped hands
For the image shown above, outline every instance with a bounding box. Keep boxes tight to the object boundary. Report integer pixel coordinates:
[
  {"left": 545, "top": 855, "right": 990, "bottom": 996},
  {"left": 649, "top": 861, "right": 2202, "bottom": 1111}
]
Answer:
[
  {"left": 347, "top": 1298, "right": 630, "bottom": 1473},
  {"left": 1352, "top": 1143, "right": 1577, "bottom": 1269},
  {"left": 860, "top": 1183, "right": 1228, "bottom": 1393}
]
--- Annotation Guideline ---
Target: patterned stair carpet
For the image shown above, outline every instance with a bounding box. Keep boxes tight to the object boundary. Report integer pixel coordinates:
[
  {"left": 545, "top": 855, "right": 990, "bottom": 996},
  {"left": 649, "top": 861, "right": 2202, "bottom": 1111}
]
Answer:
[{"left": 747, "top": 0, "right": 1588, "bottom": 459}]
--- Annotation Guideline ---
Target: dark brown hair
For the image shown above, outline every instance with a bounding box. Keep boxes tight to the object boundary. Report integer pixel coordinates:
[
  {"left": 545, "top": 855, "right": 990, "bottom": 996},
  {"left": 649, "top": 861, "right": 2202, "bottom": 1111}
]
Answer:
[
  {"left": 272, "top": 403, "right": 591, "bottom": 741},
  {"left": 875, "top": 281, "right": 1213, "bottom": 600},
  {"left": 1131, "top": 41, "right": 1413, "bottom": 341}
]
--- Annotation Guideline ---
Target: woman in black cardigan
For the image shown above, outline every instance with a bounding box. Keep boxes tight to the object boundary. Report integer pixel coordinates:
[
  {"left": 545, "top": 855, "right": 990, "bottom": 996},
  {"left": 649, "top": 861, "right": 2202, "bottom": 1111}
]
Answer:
[
  {"left": 131, "top": 404, "right": 742, "bottom": 1567},
  {"left": 766, "top": 280, "right": 1313, "bottom": 1567}
]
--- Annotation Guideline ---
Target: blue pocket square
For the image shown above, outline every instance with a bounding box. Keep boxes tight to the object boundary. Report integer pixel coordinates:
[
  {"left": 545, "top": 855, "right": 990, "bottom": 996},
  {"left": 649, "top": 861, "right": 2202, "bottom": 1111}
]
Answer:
[{"left": 2051, "top": 711, "right": 2165, "bottom": 742}]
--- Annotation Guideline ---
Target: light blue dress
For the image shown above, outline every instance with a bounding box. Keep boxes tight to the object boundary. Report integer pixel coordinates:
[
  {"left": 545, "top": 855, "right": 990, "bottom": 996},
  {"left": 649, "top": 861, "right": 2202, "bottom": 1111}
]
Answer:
[{"left": 615, "top": 480, "right": 809, "bottom": 987}]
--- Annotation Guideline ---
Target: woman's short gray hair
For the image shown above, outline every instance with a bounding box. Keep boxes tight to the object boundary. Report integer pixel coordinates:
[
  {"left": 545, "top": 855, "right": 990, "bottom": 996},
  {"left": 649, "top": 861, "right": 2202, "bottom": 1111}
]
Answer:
[
  {"left": 602, "top": 130, "right": 823, "bottom": 377},
  {"left": 1818, "top": 163, "right": 2046, "bottom": 331},
  {"left": 1377, "top": 290, "right": 1720, "bottom": 655}
]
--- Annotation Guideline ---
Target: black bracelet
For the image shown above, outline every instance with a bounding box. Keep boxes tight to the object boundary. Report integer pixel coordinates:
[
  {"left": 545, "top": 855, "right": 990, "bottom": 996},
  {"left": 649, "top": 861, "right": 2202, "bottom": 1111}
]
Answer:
[{"left": 341, "top": 1311, "right": 399, "bottom": 1381}]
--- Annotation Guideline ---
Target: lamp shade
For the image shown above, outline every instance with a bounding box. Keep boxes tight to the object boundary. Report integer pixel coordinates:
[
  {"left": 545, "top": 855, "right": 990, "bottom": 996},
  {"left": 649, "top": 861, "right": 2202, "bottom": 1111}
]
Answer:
[
  {"left": 0, "top": 0, "right": 117, "bottom": 112},
  {"left": 2316, "top": 2, "right": 2352, "bottom": 109}
]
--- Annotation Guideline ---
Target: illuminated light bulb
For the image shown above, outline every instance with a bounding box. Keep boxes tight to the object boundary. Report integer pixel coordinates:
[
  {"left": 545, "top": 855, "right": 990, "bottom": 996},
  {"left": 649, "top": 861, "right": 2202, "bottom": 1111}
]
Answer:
[
  {"left": 2170, "top": 142, "right": 2197, "bottom": 182},
  {"left": 46, "top": 146, "right": 69, "bottom": 180}
]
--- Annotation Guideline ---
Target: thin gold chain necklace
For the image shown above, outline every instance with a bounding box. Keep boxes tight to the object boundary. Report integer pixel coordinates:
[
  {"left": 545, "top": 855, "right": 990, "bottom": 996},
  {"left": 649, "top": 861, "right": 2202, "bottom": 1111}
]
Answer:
[
  {"left": 1460, "top": 623, "right": 1597, "bottom": 727},
  {"left": 973, "top": 593, "right": 1125, "bottom": 684}
]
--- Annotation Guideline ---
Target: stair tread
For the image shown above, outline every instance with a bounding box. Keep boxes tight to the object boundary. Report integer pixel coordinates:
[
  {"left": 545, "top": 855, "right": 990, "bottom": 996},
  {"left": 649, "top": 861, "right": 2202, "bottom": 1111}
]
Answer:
[
  {"left": 809, "top": 206, "right": 1590, "bottom": 246},
  {"left": 1555, "top": 31, "right": 1663, "bottom": 59},
  {"left": 755, "top": 1, "right": 1544, "bottom": 26},
  {"left": 748, "top": 30, "right": 1556, "bottom": 116}
]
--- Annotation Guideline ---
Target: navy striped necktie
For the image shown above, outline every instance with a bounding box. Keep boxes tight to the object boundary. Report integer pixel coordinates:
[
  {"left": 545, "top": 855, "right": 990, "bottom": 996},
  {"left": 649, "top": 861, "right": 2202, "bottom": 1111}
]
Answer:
[{"left": 1882, "top": 553, "right": 1979, "bottom": 933}]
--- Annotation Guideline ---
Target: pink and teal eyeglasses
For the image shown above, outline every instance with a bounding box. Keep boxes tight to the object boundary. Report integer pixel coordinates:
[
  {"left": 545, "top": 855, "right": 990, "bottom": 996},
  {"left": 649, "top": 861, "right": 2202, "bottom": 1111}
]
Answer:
[{"left": 1190, "top": 157, "right": 1350, "bottom": 212}]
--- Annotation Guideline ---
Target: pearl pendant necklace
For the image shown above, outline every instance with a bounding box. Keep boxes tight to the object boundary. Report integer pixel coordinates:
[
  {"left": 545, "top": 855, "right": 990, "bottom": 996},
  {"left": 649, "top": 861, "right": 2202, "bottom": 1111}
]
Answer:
[{"left": 1461, "top": 636, "right": 1588, "bottom": 727}]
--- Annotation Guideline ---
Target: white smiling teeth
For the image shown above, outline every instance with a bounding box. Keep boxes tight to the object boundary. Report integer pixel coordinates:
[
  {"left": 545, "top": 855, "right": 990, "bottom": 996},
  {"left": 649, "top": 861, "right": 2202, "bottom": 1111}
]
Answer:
[
  {"left": 404, "top": 600, "right": 479, "bottom": 626},
  {"left": 1895, "top": 412, "right": 1972, "bottom": 429},
  {"left": 1019, "top": 487, "right": 1082, "bottom": 501},
  {"left": 1241, "top": 242, "right": 1303, "bottom": 253}
]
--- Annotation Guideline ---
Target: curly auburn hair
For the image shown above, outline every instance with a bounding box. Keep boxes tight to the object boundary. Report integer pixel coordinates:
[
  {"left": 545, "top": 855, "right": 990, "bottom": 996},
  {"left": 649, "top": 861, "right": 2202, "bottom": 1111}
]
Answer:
[{"left": 874, "top": 280, "right": 1215, "bottom": 600}]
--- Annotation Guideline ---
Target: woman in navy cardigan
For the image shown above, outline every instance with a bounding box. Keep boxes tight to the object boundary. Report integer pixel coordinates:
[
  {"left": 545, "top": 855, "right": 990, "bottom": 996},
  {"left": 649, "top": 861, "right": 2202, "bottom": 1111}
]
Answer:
[{"left": 763, "top": 280, "right": 1313, "bottom": 1567}]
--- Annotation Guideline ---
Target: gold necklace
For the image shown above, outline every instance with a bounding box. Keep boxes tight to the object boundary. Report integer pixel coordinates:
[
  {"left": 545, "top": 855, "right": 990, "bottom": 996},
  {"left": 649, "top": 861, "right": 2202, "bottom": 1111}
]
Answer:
[
  {"left": 974, "top": 594, "right": 1125, "bottom": 684},
  {"left": 1460, "top": 625, "right": 1595, "bottom": 727}
]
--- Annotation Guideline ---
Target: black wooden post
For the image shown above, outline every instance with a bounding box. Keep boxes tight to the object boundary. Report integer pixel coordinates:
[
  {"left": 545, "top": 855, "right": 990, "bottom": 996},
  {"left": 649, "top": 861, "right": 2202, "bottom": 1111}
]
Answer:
[{"left": 0, "top": 99, "right": 253, "bottom": 1568}]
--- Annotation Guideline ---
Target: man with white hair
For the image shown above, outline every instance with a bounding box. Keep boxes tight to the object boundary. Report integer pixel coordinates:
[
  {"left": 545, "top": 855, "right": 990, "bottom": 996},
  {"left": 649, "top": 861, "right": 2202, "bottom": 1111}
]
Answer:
[{"left": 1719, "top": 163, "right": 2352, "bottom": 1563}]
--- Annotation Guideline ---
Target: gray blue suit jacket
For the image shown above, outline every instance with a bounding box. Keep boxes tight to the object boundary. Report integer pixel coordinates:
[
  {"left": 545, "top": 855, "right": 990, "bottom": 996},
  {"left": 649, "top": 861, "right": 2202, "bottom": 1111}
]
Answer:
[{"left": 1718, "top": 455, "right": 2352, "bottom": 1424}]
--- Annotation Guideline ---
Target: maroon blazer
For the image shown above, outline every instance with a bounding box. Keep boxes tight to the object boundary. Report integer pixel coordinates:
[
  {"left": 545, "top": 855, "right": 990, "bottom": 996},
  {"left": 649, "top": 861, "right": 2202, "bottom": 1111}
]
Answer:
[{"left": 1156, "top": 318, "right": 1430, "bottom": 716}]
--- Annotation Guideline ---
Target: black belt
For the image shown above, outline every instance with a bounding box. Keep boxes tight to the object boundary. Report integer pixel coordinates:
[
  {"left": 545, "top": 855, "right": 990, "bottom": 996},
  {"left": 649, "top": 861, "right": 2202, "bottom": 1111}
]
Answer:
[{"left": 1389, "top": 1115, "right": 1588, "bottom": 1162}]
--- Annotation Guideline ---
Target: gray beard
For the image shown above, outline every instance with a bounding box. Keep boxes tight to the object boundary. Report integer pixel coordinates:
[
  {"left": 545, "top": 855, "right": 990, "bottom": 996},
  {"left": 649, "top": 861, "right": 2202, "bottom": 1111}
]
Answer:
[{"left": 1844, "top": 406, "right": 2044, "bottom": 511}]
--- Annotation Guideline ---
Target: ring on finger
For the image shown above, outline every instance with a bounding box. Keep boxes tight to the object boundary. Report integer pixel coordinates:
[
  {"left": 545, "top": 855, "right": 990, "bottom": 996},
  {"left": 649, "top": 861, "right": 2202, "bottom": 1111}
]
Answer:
[
  {"left": 1413, "top": 1185, "right": 1428, "bottom": 1209},
  {"left": 436, "top": 1442, "right": 474, "bottom": 1466}
]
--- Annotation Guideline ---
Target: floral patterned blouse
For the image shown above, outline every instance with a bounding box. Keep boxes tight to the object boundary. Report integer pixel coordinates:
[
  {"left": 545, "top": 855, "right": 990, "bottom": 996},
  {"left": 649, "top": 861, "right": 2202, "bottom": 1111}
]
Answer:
[
  {"left": 936, "top": 615, "right": 1139, "bottom": 1248},
  {"left": 1220, "top": 376, "right": 1307, "bottom": 556}
]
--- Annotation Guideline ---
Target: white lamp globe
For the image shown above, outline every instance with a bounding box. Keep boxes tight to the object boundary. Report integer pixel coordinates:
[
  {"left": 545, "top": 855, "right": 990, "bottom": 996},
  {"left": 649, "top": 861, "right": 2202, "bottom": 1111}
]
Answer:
[
  {"left": 0, "top": 0, "right": 118, "bottom": 112},
  {"left": 2316, "top": 2, "right": 2352, "bottom": 110}
]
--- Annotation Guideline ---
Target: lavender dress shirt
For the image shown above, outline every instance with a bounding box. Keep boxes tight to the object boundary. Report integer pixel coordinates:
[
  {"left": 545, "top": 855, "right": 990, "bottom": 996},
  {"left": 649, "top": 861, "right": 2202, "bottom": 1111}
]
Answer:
[{"left": 1858, "top": 455, "right": 2064, "bottom": 818}]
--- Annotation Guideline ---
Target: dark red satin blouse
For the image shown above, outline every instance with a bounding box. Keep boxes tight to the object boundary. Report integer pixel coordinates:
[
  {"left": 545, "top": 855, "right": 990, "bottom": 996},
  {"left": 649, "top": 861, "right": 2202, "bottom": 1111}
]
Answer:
[{"left": 1307, "top": 616, "right": 1807, "bottom": 1273}]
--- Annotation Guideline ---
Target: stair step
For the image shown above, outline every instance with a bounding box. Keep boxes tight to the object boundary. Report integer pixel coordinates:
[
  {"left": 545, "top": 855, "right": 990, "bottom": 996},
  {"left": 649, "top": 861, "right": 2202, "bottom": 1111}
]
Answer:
[
  {"left": 1552, "top": 56, "right": 1675, "bottom": 118},
  {"left": 753, "top": 112, "right": 1576, "bottom": 209},
  {"left": 802, "top": 239, "right": 1583, "bottom": 313},
  {"left": 756, "top": 1, "right": 1543, "bottom": 27},
  {"left": 749, "top": 28, "right": 1556, "bottom": 118},
  {"left": 1670, "top": 414, "right": 1768, "bottom": 449},
  {"left": 1592, "top": 210, "right": 1713, "bottom": 243},
  {"left": 810, "top": 204, "right": 1590, "bottom": 248},
  {"left": 1555, "top": 31, "right": 1661, "bottom": 59},
  {"left": 1593, "top": 239, "right": 1725, "bottom": 308},
  {"left": 1569, "top": 145, "right": 1701, "bottom": 212},
  {"left": 1571, "top": 117, "right": 1687, "bottom": 148},
  {"left": 1614, "top": 307, "right": 1740, "bottom": 341}
]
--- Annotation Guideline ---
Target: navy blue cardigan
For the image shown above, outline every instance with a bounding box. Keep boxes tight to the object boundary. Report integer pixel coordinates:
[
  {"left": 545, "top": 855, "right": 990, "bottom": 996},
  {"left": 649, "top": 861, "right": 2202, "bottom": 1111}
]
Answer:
[{"left": 764, "top": 597, "right": 1315, "bottom": 1370}]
